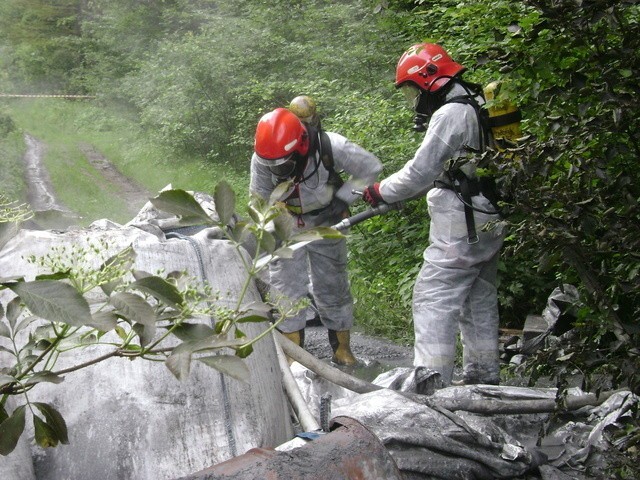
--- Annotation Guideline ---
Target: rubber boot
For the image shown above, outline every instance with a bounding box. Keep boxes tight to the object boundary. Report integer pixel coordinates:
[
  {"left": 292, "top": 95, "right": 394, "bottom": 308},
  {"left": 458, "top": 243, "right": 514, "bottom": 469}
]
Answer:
[
  {"left": 280, "top": 329, "right": 305, "bottom": 364},
  {"left": 328, "top": 330, "right": 357, "bottom": 366}
]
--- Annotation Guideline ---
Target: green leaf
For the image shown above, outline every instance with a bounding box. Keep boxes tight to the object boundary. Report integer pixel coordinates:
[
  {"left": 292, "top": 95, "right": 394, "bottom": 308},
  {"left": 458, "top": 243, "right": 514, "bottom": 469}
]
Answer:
[
  {"left": 0, "top": 321, "right": 9, "bottom": 338},
  {"left": 0, "top": 222, "right": 18, "bottom": 251},
  {"left": 14, "top": 315, "right": 39, "bottom": 335},
  {"left": 6, "top": 280, "right": 91, "bottom": 327},
  {"left": 289, "top": 230, "right": 323, "bottom": 243},
  {"left": 228, "top": 221, "right": 250, "bottom": 244},
  {"left": 165, "top": 347, "right": 192, "bottom": 381},
  {"left": 0, "top": 405, "right": 7, "bottom": 424},
  {"left": 242, "top": 301, "right": 272, "bottom": 315},
  {"left": 197, "top": 355, "right": 250, "bottom": 382},
  {"left": 176, "top": 215, "right": 210, "bottom": 227},
  {"left": 272, "top": 212, "right": 294, "bottom": 241},
  {"left": 259, "top": 230, "right": 277, "bottom": 254},
  {"left": 110, "top": 292, "right": 156, "bottom": 327},
  {"left": 269, "top": 180, "right": 293, "bottom": 205},
  {"left": 246, "top": 203, "right": 262, "bottom": 224},
  {"left": 149, "top": 189, "right": 214, "bottom": 225},
  {"left": 130, "top": 276, "right": 184, "bottom": 308},
  {"left": 171, "top": 323, "right": 216, "bottom": 342},
  {"left": 35, "top": 271, "right": 71, "bottom": 281},
  {"left": 132, "top": 323, "right": 155, "bottom": 347},
  {"left": 24, "top": 371, "right": 65, "bottom": 386},
  {"left": 235, "top": 303, "right": 271, "bottom": 324},
  {"left": 33, "top": 403, "right": 68, "bottom": 445},
  {"left": 34, "top": 414, "right": 59, "bottom": 448},
  {"left": 87, "top": 310, "right": 118, "bottom": 332},
  {"left": 100, "top": 246, "right": 136, "bottom": 296},
  {"left": 235, "top": 314, "right": 269, "bottom": 324},
  {"left": 271, "top": 246, "right": 294, "bottom": 260},
  {"left": 235, "top": 344, "right": 254, "bottom": 358},
  {"left": 6, "top": 297, "right": 23, "bottom": 331},
  {"left": 286, "top": 227, "right": 344, "bottom": 247},
  {"left": 0, "top": 405, "right": 26, "bottom": 455},
  {"left": 165, "top": 335, "right": 245, "bottom": 380},
  {"left": 214, "top": 181, "right": 236, "bottom": 225}
]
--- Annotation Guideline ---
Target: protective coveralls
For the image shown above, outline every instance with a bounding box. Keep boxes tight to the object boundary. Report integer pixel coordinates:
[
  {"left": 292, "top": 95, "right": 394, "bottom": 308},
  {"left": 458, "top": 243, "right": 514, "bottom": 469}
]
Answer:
[
  {"left": 376, "top": 82, "right": 506, "bottom": 385},
  {"left": 250, "top": 127, "right": 382, "bottom": 363}
]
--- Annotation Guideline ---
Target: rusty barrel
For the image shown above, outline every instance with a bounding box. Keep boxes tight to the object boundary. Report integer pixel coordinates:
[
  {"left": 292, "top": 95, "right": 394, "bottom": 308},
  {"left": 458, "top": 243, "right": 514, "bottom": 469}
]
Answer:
[{"left": 178, "top": 416, "right": 402, "bottom": 480}]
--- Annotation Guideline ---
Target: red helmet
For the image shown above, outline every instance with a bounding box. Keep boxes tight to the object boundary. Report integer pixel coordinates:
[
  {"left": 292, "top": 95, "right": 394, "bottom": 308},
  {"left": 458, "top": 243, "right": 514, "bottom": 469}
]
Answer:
[
  {"left": 254, "top": 108, "right": 309, "bottom": 166},
  {"left": 395, "top": 43, "right": 465, "bottom": 93}
]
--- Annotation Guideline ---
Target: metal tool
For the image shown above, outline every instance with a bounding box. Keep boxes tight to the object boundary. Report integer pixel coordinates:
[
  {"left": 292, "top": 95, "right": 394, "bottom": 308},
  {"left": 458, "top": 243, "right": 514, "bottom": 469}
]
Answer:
[{"left": 255, "top": 200, "right": 402, "bottom": 269}]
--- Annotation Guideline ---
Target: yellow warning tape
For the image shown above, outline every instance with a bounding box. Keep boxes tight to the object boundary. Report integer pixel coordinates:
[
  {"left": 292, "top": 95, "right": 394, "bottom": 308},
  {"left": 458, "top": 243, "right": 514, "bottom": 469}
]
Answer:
[{"left": 0, "top": 94, "right": 96, "bottom": 98}]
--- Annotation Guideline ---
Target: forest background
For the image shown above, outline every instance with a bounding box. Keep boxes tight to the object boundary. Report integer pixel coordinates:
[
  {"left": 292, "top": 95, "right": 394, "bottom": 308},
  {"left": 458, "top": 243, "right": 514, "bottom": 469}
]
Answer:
[{"left": 0, "top": 0, "right": 639, "bottom": 399}]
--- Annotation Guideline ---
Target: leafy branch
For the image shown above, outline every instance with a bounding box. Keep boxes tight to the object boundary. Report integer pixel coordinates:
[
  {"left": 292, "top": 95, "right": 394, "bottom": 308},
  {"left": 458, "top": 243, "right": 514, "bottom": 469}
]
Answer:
[{"left": 0, "top": 180, "right": 342, "bottom": 455}]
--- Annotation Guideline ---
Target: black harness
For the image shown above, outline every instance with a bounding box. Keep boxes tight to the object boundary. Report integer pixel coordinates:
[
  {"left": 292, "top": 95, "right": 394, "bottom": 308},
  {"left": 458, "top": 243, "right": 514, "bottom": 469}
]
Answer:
[{"left": 433, "top": 87, "right": 501, "bottom": 244}]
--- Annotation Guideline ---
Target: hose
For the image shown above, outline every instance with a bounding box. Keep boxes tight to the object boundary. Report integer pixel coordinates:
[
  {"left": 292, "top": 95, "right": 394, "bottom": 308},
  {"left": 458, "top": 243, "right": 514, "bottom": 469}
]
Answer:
[
  {"left": 276, "top": 332, "right": 382, "bottom": 395},
  {"left": 272, "top": 331, "right": 321, "bottom": 432}
]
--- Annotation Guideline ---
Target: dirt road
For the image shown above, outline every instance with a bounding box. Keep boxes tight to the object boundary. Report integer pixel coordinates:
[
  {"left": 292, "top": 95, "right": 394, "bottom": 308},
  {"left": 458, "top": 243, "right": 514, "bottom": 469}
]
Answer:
[
  {"left": 23, "top": 134, "right": 71, "bottom": 213},
  {"left": 21, "top": 133, "right": 152, "bottom": 228}
]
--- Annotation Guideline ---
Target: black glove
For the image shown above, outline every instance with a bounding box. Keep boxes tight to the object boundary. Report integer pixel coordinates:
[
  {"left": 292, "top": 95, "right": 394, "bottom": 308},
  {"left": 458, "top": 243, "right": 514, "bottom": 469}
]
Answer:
[{"left": 362, "top": 183, "right": 384, "bottom": 207}]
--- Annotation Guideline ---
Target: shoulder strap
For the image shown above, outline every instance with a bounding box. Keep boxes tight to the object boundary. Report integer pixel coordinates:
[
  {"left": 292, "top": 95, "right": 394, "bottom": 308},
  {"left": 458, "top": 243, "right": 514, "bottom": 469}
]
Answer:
[
  {"left": 445, "top": 95, "right": 490, "bottom": 151},
  {"left": 318, "top": 129, "right": 344, "bottom": 189},
  {"left": 319, "top": 129, "right": 334, "bottom": 171}
]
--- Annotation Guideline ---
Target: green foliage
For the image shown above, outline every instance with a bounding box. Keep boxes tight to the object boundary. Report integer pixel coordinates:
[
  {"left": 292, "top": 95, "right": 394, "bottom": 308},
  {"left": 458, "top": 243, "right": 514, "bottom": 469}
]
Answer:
[
  {"left": 0, "top": 111, "right": 15, "bottom": 139},
  {"left": 0, "top": 0, "right": 84, "bottom": 91},
  {"left": 0, "top": 128, "right": 27, "bottom": 205}
]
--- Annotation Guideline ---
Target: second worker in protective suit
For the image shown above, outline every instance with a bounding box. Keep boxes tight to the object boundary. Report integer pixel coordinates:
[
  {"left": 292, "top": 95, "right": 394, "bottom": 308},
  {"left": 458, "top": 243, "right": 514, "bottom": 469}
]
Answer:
[
  {"left": 250, "top": 107, "right": 382, "bottom": 366},
  {"left": 362, "top": 43, "right": 506, "bottom": 385}
]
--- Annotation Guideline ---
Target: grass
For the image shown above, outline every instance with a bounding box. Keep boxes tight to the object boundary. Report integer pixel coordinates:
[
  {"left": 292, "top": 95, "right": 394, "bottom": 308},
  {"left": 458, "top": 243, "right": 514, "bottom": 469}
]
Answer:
[
  {"left": 0, "top": 98, "right": 250, "bottom": 225},
  {"left": 0, "top": 127, "right": 27, "bottom": 202}
]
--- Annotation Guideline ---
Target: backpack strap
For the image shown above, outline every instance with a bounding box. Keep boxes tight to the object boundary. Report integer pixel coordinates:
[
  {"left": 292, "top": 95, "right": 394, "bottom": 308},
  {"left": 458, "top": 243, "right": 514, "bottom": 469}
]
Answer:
[
  {"left": 445, "top": 95, "right": 490, "bottom": 151},
  {"left": 442, "top": 94, "right": 498, "bottom": 242},
  {"left": 319, "top": 130, "right": 344, "bottom": 189}
]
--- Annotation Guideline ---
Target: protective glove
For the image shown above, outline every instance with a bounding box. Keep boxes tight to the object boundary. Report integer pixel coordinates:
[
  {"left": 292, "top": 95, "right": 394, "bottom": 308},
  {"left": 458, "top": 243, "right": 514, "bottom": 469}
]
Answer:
[{"left": 362, "top": 183, "right": 384, "bottom": 207}]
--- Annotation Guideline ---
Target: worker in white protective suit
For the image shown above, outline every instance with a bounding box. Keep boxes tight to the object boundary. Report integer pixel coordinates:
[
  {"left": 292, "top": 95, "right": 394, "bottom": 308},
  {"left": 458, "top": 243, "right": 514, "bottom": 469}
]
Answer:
[
  {"left": 250, "top": 107, "right": 382, "bottom": 366},
  {"left": 362, "top": 43, "right": 506, "bottom": 385}
]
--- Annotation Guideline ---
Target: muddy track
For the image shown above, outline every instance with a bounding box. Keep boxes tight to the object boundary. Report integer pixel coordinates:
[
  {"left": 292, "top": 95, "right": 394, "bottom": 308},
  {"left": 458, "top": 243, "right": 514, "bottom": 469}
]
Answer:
[
  {"left": 77, "top": 142, "right": 152, "bottom": 217},
  {"left": 21, "top": 134, "right": 152, "bottom": 226},
  {"left": 23, "top": 134, "right": 71, "bottom": 213}
]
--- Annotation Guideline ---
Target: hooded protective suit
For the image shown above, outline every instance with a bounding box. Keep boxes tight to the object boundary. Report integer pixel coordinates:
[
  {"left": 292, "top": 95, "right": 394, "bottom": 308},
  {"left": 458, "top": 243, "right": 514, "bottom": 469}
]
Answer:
[
  {"left": 379, "top": 83, "right": 506, "bottom": 385},
  {"left": 250, "top": 130, "right": 382, "bottom": 333}
]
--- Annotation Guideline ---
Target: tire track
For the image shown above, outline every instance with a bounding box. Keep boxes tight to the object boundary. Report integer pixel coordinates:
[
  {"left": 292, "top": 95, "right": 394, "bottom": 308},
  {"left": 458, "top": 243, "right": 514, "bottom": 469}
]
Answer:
[
  {"left": 23, "top": 133, "right": 72, "bottom": 214},
  {"left": 77, "top": 142, "right": 153, "bottom": 217}
]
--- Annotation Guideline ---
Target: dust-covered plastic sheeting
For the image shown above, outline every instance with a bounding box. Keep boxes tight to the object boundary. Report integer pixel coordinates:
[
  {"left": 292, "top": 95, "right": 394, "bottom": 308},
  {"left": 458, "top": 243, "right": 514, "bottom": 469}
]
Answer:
[
  {"left": 521, "top": 284, "right": 580, "bottom": 355},
  {"left": 291, "top": 364, "right": 638, "bottom": 479},
  {"left": 431, "top": 384, "right": 639, "bottom": 477},
  {"left": 332, "top": 388, "right": 545, "bottom": 479},
  {"left": 0, "top": 200, "right": 293, "bottom": 480},
  {"left": 289, "top": 361, "right": 360, "bottom": 421}
]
